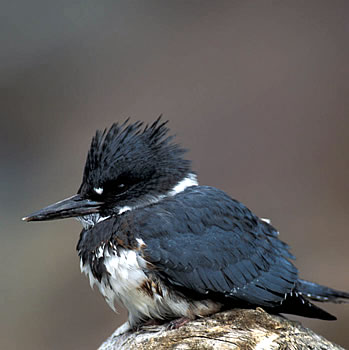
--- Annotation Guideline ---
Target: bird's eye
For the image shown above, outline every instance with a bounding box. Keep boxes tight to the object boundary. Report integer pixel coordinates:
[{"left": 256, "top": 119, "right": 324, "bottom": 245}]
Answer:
[
  {"left": 93, "top": 175, "right": 137, "bottom": 198},
  {"left": 114, "top": 182, "right": 129, "bottom": 194}
]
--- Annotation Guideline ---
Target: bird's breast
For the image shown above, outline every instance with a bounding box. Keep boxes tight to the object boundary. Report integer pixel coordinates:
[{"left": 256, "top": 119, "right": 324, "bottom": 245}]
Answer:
[
  {"left": 79, "top": 243, "right": 222, "bottom": 326},
  {"left": 80, "top": 244, "right": 150, "bottom": 310}
]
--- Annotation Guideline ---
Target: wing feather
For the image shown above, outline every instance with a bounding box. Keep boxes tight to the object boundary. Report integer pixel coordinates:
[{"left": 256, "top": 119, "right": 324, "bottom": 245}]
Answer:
[{"left": 128, "top": 186, "right": 298, "bottom": 307}]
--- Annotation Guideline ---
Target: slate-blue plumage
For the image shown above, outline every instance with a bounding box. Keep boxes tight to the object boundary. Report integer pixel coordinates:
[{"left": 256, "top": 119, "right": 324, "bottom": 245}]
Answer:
[
  {"left": 77, "top": 183, "right": 347, "bottom": 322},
  {"left": 25, "top": 117, "right": 349, "bottom": 331},
  {"left": 136, "top": 186, "right": 297, "bottom": 304}
]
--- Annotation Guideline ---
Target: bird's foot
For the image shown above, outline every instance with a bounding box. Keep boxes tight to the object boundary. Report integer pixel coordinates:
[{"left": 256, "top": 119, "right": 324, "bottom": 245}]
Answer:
[
  {"left": 133, "top": 319, "right": 163, "bottom": 332},
  {"left": 166, "top": 317, "right": 191, "bottom": 330},
  {"left": 143, "top": 319, "right": 164, "bottom": 326}
]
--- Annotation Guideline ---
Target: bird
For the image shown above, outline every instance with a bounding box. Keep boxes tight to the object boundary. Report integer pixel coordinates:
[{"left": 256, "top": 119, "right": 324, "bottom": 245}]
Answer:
[{"left": 23, "top": 117, "right": 349, "bottom": 334}]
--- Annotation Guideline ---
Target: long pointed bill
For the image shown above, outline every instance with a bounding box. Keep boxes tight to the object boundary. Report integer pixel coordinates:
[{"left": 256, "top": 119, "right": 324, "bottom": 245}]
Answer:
[{"left": 22, "top": 194, "right": 103, "bottom": 222}]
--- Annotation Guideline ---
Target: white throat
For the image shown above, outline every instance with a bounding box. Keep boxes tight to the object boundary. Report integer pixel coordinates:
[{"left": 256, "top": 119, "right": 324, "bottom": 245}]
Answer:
[{"left": 76, "top": 213, "right": 110, "bottom": 229}]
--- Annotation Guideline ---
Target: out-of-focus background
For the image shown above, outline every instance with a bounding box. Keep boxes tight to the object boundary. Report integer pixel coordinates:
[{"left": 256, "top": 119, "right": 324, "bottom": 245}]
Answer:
[{"left": 2, "top": 1, "right": 349, "bottom": 349}]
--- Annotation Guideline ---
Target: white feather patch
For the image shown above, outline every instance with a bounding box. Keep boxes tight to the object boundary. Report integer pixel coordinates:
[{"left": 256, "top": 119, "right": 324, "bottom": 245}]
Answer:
[
  {"left": 77, "top": 213, "right": 110, "bottom": 229},
  {"left": 80, "top": 246, "right": 194, "bottom": 326},
  {"left": 117, "top": 173, "right": 198, "bottom": 215},
  {"left": 261, "top": 218, "right": 271, "bottom": 224},
  {"left": 94, "top": 187, "right": 104, "bottom": 195},
  {"left": 168, "top": 173, "right": 198, "bottom": 196}
]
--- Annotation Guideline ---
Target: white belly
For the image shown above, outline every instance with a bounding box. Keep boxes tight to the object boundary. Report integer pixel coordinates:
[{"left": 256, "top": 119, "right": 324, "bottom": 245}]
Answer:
[{"left": 80, "top": 247, "right": 193, "bottom": 326}]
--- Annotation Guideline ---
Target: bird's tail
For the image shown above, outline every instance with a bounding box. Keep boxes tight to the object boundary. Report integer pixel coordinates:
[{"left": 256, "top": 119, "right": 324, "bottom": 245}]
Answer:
[
  {"left": 268, "top": 279, "right": 349, "bottom": 321},
  {"left": 297, "top": 279, "right": 349, "bottom": 303}
]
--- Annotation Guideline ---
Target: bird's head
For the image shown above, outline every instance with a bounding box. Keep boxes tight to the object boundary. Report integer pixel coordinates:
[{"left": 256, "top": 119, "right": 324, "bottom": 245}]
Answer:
[{"left": 23, "top": 117, "right": 197, "bottom": 227}]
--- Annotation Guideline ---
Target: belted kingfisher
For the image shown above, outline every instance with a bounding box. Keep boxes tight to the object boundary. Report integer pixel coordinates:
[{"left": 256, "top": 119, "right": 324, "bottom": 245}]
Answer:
[{"left": 23, "top": 117, "right": 349, "bottom": 333}]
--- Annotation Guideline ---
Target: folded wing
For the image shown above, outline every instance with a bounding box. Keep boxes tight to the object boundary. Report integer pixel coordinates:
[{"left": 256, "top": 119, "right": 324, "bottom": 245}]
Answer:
[{"left": 134, "top": 186, "right": 298, "bottom": 307}]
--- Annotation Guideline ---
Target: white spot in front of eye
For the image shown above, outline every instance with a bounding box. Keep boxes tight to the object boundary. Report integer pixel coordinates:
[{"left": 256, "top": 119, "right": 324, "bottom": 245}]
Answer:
[{"left": 94, "top": 187, "right": 103, "bottom": 195}]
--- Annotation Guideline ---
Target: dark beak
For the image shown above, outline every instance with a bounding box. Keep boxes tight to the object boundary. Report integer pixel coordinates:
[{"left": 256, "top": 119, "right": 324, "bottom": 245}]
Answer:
[{"left": 22, "top": 194, "right": 103, "bottom": 222}]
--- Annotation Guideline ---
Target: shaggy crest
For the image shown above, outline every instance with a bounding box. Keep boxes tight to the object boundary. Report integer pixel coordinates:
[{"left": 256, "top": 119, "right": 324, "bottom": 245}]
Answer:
[{"left": 79, "top": 116, "right": 191, "bottom": 196}]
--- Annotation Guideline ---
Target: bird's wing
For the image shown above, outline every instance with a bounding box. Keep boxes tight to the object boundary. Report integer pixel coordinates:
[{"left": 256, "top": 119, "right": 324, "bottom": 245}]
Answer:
[{"left": 131, "top": 186, "right": 298, "bottom": 307}]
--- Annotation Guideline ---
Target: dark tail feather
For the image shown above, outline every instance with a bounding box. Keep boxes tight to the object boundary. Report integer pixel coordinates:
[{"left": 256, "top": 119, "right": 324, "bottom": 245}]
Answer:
[
  {"left": 270, "top": 292, "right": 337, "bottom": 320},
  {"left": 297, "top": 279, "right": 349, "bottom": 303}
]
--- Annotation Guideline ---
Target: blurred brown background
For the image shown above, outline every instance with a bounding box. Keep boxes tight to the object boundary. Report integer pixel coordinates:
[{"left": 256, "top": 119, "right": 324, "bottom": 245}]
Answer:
[{"left": 1, "top": 1, "right": 349, "bottom": 349}]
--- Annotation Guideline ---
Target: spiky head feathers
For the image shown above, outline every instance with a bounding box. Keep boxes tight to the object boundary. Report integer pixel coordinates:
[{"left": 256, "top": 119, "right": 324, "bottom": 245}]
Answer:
[{"left": 78, "top": 117, "right": 192, "bottom": 213}]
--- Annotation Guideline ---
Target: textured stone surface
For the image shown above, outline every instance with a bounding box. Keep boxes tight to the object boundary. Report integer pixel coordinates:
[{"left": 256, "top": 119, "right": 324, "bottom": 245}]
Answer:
[{"left": 99, "top": 308, "right": 345, "bottom": 350}]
